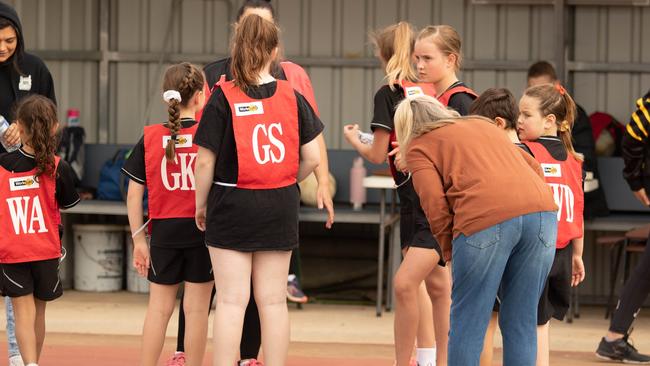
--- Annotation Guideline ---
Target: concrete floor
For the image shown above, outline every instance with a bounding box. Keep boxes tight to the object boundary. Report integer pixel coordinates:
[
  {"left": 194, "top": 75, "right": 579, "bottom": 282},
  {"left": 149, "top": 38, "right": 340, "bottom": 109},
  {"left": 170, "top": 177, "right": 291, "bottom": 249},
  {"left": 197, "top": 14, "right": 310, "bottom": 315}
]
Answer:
[{"left": 0, "top": 291, "right": 649, "bottom": 365}]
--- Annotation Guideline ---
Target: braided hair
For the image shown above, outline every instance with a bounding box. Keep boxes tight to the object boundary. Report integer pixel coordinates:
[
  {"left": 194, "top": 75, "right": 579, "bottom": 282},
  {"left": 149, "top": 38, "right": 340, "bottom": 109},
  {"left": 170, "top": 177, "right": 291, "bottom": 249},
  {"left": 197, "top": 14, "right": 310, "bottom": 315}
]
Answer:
[{"left": 162, "top": 62, "right": 204, "bottom": 162}]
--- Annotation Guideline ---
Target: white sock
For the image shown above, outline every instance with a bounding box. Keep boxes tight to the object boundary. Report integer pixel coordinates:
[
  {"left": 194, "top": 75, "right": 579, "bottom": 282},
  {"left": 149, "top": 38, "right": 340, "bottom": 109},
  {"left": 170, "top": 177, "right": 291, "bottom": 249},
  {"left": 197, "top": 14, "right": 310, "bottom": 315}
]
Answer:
[
  {"left": 416, "top": 347, "right": 436, "bottom": 366},
  {"left": 288, "top": 274, "right": 296, "bottom": 282},
  {"left": 25, "top": 363, "right": 38, "bottom": 366}
]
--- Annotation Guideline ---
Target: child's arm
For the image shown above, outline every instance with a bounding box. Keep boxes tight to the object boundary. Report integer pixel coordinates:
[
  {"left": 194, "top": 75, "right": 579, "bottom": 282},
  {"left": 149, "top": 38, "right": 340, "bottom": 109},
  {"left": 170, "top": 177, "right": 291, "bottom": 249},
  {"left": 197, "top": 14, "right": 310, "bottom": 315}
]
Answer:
[
  {"left": 194, "top": 146, "right": 216, "bottom": 232},
  {"left": 126, "top": 180, "right": 148, "bottom": 277},
  {"left": 298, "top": 138, "right": 320, "bottom": 182},
  {"left": 571, "top": 232, "right": 585, "bottom": 287},
  {"left": 342, "top": 125, "right": 391, "bottom": 164}
]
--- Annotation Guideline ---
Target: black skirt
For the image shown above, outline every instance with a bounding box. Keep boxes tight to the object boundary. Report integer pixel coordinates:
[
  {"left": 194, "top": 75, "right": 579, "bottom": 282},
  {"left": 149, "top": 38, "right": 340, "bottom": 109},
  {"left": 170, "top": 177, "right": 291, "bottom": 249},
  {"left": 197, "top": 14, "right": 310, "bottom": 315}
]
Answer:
[{"left": 204, "top": 183, "right": 299, "bottom": 252}]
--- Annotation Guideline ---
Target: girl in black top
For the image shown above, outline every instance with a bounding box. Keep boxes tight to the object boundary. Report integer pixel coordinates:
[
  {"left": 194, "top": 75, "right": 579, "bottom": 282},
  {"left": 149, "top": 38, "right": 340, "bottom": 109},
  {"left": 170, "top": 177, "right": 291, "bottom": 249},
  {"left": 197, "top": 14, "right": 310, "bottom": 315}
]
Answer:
[
  {"left": 343, "top": 22, "right": 450, "bottom": 366},
  {"left": 122, "top": 63, "right": 213, "bottom": 366},
  {"left": 0, "top": 3, "right": 57, "bottom": 154},
  {"left": 413, "top": 25, "right": 477, "bottom": 115},
  {"left": 194, "top": 15, "right": 321, "bottom": 366},
  {"left": 0, "top": 96, "right": 79, "bottom": 366}
]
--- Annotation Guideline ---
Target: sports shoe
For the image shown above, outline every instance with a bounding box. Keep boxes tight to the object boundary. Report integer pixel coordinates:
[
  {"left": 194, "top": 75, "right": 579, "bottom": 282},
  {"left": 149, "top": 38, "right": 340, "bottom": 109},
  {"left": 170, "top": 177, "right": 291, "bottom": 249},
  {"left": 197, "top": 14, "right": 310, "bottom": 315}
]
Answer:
[
  {"left": 239, "top": 359, "right": 264, "bottom": 366},
  {"left": 596, "top": 335, "right": 650, "bottom": 364},
  {"left": 165, "top": 352, "right": 186, "bottom": 366},
  {"left": 9, "top": 355, "right": 24, "bottom": 366},
  {"left": 287, "top": 274, "right": 308, "bottom": 303}
]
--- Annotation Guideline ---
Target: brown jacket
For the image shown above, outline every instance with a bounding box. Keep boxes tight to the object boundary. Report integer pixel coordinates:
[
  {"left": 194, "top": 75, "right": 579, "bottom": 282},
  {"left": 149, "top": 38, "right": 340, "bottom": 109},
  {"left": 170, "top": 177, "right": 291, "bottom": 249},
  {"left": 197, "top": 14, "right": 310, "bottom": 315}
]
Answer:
[{"left": 407, "top": 118, "right": 558, "bottom": 261}]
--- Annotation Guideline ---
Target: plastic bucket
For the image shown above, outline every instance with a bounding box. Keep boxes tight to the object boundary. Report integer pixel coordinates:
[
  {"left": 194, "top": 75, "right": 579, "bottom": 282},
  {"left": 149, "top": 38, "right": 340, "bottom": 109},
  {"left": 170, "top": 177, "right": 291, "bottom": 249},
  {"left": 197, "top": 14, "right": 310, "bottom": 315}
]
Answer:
[{"left": 73, "top": 225, "right": 124, "bottom": 292}]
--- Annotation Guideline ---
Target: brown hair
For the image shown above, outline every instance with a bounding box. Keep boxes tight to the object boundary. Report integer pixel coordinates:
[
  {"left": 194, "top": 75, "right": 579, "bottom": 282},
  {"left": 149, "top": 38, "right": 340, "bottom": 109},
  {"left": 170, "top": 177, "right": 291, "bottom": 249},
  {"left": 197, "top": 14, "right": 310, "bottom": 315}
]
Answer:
[
  {"left": 370, "top": 21, "right": 417, "bottom": 88},
  {"left": 162, "top": 62, "right": 204, "bottom": 162},
  {"left": 469, "top": 88, "right": 519, "bottom": 130},
  {"left": 524, "top": 83, "right": 582, "bottom": 161},
  {"left": 527, "top": 61, "right": 557, "bottom": 81},
  {"left": 15, "top": 95, "right": 59, "bottom": 179},
  {"left": 0, "top": 17, "right": 23, "bottom": 76},
  {"left": 230, "top": 14, "right": 279, "bottom": 90},
  {"left": 417, "top": 25, "right": 462, "bottom": 71}
]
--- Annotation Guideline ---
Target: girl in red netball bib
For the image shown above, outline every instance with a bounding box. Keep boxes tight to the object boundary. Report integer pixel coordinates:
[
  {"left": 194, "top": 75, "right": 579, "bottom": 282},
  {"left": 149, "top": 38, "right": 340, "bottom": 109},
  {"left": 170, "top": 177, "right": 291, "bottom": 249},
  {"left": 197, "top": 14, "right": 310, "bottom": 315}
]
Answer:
[
  {"left": 413, "top": 25, "right": 477, "bottom": 114},
  {"left": 517, "top": 83, "right": 586, "bottom": 366},
  {"left": 343, "top": 21, "right": 449, "bottom": 366},
  {"left": 0, "top": 95, "right": 79, "bottom": 366},
  {"left": 193, "top": 15, "right": 322, "bottom": 366},
  {"left": 122, "top": 63, "right": 213, "bottom": 366}
]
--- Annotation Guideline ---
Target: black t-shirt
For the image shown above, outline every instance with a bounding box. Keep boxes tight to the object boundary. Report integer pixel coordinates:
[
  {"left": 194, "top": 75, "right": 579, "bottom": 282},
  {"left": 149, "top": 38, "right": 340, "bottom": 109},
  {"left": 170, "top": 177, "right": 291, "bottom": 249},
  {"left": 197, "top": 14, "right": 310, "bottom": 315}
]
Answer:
[
  {"left": 445, "top": 81, "right": 476, "bottom": 116},
  {"left": 370, "top": 85, "right": 409, "bottom": 185},
  {"left": 195, "top": 81, "right": 323, "bottom": 250},
  {"left": 121, "top": 119, "right": 205, "bottom": 248},
  {"left": 0, "top": 149, "right": 80, "bottom": 209}
]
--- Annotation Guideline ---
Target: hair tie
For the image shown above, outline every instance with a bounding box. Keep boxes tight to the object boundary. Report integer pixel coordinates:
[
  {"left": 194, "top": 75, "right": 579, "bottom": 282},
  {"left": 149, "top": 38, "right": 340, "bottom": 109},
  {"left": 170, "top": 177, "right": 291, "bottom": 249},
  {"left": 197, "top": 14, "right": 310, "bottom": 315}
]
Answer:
[
  {"left": 163, "top": 90, "right": 182, "bottom": 103},
  {"left": 559, "top": 120, "right": 570, "bottom": 132},
  {"left": 554, "top": 83, "right": 566, "bottom": 96}
]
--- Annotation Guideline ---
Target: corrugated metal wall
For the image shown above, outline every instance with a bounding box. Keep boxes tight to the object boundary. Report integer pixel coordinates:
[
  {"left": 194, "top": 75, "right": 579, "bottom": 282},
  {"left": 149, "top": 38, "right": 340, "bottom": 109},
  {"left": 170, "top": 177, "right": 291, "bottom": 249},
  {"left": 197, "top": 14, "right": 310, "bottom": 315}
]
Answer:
[
  {"left": 573, "top": 6, "right": 650, "bottom": 122},
  {"left": 7, "top": 0, "right": 649, "bottom": 145}
]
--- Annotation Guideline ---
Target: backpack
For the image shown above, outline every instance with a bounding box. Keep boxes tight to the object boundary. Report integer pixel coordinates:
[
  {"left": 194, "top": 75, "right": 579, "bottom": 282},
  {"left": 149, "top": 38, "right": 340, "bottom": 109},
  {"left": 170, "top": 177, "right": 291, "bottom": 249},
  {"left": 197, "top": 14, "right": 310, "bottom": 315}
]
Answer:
[
  {"left": 97, "top": 149, "right": 130, "bottom": 200},
  {"left": 589, "top": 112, "right": 625, "bottom": 157},
  {"left": 97, "top": 149, "right": 149, "bottom": 210}
]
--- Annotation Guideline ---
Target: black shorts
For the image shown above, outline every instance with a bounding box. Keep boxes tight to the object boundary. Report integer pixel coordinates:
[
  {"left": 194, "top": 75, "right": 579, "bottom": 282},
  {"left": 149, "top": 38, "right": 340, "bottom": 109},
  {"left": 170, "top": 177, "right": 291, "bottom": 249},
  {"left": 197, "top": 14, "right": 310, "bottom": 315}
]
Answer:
[
  {"left": 398, "top": 181, "right": 444, "bottom": 265},
  {"left": 148, "top": 245, "right": 213, "bottom": 285},
  {"left": 537, "top": 243, "right": 572, "bottom": 325},
  {"left": 1, "top": 258, "right": 63, "bottom": 301}
]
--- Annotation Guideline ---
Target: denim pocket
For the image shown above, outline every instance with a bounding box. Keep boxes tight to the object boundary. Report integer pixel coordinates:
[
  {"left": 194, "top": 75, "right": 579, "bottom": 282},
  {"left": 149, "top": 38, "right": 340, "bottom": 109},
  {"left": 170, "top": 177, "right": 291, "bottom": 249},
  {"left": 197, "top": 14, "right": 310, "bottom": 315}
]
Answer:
[
  {"left": 538, "top": 211, "right": 558, "bottom": 248},
  {"left": 465, "top": 224, "right": 500, "bottom": 249}
]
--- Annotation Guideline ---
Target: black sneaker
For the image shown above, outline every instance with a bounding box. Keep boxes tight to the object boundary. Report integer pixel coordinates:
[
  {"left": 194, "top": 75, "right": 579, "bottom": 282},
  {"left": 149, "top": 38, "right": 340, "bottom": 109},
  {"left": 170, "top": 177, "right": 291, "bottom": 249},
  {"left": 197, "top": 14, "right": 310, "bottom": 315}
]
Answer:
[{"left": 596, "top": 335, "right": 650, "bottom": 364}]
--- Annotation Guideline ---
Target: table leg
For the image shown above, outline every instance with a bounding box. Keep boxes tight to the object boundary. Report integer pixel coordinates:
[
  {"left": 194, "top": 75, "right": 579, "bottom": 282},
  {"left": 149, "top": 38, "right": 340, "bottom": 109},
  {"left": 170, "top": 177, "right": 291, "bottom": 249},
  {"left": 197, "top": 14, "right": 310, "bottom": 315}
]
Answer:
[{"left": 377, "top": 189, "right": 386, "bottom": 317}]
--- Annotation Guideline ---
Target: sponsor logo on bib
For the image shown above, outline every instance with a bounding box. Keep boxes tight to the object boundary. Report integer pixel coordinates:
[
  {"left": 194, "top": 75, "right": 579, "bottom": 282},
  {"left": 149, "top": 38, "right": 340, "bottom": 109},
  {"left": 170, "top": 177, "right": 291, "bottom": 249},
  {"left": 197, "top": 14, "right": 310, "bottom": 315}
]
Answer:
[
  {"left": 234, "top": 101, "right": 264, "bottom": 116},
  {"left": 541, "top": 163, "right": 562, "bottom": 178},
  {"left": 9, "top": 176, "right": 39, "bottom": 191},
  {"left": 162, "top": 134, "right": 193, "bottom": 148},
  {"left": 404, "top": 86, "right": 424, "bottom": 97}
]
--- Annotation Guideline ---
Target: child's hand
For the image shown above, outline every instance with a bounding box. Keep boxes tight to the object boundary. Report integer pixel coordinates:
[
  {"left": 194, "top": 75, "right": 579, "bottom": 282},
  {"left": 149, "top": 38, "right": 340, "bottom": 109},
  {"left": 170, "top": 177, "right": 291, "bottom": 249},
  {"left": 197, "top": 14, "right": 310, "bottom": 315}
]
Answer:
[
  {"left": 3, "top": 123, "right": 20, "bottom": 146},
  {"left": 343, "top": 124, "right": 360, "bottom": 144},
  {"left": 571, "top": 255, "right": 585, "bottom": 287},
  {"left": 133, "top": 240, "right": 150, "bottom": 278},
  {"left": 388, "top": 141, "right": 408, "bottom": 173},
  {"left": 195, "top": 207, "right": 207, "bottom": 231}
]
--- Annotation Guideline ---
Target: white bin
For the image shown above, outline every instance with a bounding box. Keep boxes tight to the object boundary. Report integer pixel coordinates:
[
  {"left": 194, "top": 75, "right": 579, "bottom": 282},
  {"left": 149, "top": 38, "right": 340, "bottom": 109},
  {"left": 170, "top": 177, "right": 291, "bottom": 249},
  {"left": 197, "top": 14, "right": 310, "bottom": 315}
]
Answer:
[
  {"left": 73, "top": 225, "right": 124, "bottom": 292},
  {"left": 125, "top": 226, "right": 150, "bottom": 293}
]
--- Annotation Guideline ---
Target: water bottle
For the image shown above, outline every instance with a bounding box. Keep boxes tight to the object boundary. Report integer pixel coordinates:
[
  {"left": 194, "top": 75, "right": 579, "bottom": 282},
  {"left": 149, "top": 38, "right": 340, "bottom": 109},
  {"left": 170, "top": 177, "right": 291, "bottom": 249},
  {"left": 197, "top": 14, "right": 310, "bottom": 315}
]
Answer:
[
  {"left": 349, "top": 157, "right": 367, "bottom": 211},
  {"left": 0, "top": 115, "right": 20, "bottom": 152},
  {"left": 357, "top": 130, "right": 374, "bottom": 145},
  {"left": 67, "top": 108, "right": 80, "bottom": 126}
]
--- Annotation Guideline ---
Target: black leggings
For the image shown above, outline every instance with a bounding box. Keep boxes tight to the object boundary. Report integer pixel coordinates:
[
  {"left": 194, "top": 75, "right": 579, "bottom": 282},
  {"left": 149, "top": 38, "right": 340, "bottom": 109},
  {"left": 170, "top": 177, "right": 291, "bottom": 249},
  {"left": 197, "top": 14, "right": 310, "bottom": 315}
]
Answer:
[
  {"left": 176, "top": 248, "right": 300, "bottom": 359},
  {"left": 609, "top": 236, "right": 650, "bottom": 334}
]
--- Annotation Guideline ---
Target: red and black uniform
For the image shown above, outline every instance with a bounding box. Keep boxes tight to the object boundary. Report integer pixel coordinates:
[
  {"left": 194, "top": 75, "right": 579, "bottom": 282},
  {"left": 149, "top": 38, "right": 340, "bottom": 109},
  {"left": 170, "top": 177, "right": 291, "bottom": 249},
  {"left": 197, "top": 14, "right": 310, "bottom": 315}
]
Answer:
[
  {"left": 523, "top": 136, "right": 584, "bottom": 324},
  {"left": 122, "top": 119, "right": 212, "bottom": 285},
  {"left": 437, "top": 81, "right": 477, "bottom": 115},
  {"left": 195, "top": 80, "right": 323, "bottom": 251},
  {"left": 0, "top": 149, "right": 79, "bottom": 300},
  {"left": 370, "top": 83, "right": 443, "bottom": 262}
]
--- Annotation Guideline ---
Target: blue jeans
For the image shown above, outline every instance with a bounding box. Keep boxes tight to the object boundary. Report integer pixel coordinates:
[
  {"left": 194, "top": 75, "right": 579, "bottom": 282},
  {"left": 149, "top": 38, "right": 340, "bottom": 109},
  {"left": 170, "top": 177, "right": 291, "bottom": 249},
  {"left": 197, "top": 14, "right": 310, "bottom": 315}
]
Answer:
[
  {"left": 448, "top": 211, "right": 556, "bottom": 366},
  {"left": 5, "top": 296, "right": 20, "bottom": 358}
]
